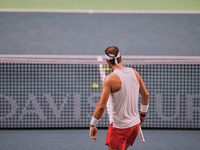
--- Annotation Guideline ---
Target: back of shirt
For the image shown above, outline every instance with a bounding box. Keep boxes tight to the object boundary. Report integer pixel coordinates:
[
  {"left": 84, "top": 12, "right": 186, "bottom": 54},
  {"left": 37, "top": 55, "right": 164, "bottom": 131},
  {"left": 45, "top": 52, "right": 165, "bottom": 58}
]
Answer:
[{"left": 107, "top": 67, "right": 140, "bottom": 129}]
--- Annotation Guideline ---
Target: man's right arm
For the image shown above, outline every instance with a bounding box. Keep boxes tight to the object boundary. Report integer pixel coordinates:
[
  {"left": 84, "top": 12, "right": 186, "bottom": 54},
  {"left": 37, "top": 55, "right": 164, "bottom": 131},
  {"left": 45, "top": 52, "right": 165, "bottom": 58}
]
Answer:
[{"left": 134, "top": 69, "right": 149, "bottom": 123}]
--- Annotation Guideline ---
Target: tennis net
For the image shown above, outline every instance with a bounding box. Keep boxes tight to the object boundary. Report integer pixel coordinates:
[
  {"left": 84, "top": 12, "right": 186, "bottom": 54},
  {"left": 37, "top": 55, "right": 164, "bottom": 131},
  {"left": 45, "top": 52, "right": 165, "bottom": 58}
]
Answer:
[{"left": 0, "top": 55, "right": 200, "bottom": 129}]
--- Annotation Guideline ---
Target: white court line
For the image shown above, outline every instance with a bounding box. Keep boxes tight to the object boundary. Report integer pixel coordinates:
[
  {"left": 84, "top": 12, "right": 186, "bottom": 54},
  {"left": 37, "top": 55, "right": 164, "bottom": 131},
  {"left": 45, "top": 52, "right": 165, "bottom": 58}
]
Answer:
[{"left": 0, "top": 9, "right": 200, "bottom": 14}]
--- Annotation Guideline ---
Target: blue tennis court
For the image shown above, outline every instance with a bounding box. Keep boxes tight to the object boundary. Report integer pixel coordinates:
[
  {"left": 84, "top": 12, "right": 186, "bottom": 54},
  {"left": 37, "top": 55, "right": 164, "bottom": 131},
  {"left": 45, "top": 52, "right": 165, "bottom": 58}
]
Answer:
[
  {"left": 0, "top": 12, "right": 200, "bottom": 56},
  {"left": 1, "top": 129, "right": 200, "bottom": 150},
  {"left": 0, "top": 1, "right": 200, "bottom": 150}
]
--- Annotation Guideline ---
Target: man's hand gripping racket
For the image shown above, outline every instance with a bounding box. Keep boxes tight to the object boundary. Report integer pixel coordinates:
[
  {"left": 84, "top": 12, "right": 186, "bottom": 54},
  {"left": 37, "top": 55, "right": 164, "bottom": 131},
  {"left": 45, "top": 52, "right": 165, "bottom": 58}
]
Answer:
[{"left": 90, "top": 125, "right": 97, "bottom": 142}]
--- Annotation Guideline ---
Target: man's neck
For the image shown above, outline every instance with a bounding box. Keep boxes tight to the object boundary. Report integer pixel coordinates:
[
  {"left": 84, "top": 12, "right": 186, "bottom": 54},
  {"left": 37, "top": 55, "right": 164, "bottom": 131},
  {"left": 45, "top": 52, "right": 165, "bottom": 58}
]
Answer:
[{"left": 112, "top": 63, "right": 126, "bottom": 71}]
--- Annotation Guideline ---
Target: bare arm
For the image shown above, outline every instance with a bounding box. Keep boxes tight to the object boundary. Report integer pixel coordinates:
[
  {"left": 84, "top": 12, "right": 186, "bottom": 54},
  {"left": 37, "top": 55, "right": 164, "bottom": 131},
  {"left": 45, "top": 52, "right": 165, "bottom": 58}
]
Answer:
[
  {"left": 89, "top": 75, "right": 111, "bottom": 139},
  {"left": 139, "top": 75, "right": 149, "bottom": 106},
  {"left": 93, "top": 76, "right": 111, "bottom": 120},
  {"left": 134, "top": 69, "right": 149, "bottom": 123}
]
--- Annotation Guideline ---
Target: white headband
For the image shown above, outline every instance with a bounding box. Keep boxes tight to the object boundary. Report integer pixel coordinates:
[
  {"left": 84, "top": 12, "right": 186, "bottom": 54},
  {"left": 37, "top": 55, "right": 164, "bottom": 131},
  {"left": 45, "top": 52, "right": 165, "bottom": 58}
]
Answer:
[{"left": 105, "top": 52, "right": 120, "bottom": 65}]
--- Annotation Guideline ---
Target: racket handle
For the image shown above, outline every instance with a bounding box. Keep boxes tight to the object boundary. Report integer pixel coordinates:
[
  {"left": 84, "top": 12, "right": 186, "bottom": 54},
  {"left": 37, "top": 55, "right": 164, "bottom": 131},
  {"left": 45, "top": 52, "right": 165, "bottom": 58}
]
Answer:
[
  {"left": 139, "top": 126, "right": 145, "bottom": 142},
  {"left": 91, "top": 136, "right": 97, "bottom": 141}
]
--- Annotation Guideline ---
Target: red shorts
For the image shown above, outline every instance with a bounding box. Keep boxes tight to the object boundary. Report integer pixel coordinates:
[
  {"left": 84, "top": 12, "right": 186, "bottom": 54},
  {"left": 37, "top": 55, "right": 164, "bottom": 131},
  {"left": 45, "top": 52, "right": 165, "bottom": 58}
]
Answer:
[{"left": 105, "top": 123, "right": 140, "bottom": 150}]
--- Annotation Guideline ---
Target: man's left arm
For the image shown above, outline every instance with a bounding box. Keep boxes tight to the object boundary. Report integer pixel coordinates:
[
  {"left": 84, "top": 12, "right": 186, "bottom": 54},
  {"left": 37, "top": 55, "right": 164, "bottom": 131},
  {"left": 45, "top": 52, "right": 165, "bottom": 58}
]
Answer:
[{"left": 89, "top": 76, "right": 111, "bottom": 139}]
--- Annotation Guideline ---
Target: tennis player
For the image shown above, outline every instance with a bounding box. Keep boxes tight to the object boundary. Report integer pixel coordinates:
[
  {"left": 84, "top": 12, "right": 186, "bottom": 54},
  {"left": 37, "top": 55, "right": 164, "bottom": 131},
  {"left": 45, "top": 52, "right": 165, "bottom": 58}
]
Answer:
[{"left": 89, "top": 46, "right": 149, "bottom": 150}]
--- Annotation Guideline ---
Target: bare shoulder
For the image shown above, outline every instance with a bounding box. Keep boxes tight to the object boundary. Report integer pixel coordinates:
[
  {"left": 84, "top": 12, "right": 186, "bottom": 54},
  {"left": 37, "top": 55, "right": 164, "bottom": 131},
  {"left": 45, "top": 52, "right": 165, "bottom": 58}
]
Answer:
[
  {"left": 104, "top": 73, "right": 119, "bottom": 83},
  {"left": 104, "top": 72, "right": 121, "bottom": 93},
  {"left": 132, "top": 68, "right": 139, "bottom": 75},
  {"left": 132, "top": 68, "right": 141, "bottom": 83}
]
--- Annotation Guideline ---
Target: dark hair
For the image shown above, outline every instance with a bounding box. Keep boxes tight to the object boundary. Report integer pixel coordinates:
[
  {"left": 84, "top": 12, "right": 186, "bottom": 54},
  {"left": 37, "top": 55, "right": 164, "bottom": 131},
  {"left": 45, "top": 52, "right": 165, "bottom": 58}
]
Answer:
[{"left": 105, "top": 46, "right": 121, "bottom": 65}]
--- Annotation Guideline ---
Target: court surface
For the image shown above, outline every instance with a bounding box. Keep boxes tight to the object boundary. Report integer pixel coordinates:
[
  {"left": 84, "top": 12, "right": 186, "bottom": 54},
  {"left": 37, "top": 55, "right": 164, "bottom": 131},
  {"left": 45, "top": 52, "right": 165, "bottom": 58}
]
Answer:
[
  {"left": 0, "top": 129, "right": 200, "bottom": 150},
  {"left": 0, "top": 12, "right": 200, "bottom": 56},
  {"left": 0, "top": 0, "right": 200, "bottom": 56}
]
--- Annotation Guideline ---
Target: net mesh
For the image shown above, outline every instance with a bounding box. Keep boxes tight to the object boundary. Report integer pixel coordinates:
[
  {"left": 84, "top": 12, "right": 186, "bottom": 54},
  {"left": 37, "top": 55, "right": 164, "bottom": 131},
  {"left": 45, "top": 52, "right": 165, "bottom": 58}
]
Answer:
[{"left": 0, "top": 56, "right": 200, "bottom": 129}]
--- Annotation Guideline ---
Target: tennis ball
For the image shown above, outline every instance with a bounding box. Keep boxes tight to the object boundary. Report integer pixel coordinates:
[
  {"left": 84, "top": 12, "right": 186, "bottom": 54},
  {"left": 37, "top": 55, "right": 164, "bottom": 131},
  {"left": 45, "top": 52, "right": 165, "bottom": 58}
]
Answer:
[
  {"left": 92, "top": 83, "right": 99, "bottom": 89},
  {"left": 104, "top": 66, "right": 110, "bottom": 71}
]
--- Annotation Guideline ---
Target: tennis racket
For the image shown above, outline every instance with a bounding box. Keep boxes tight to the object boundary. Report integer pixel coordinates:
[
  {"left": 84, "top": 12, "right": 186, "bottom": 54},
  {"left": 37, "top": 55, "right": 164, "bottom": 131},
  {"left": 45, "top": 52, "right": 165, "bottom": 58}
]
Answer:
[
  {"left": 91, "top": 136, "right": 97, "bottom": 141},
  {"left": 138, "top": 126, "right": 145, "bottom": 142}
]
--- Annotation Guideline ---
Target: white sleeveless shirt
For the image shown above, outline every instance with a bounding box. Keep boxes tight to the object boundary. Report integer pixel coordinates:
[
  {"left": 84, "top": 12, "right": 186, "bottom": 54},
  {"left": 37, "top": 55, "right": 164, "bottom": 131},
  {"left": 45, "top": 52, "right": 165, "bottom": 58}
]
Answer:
[{"left": 106, "top": 67, "right": 140, "bottom": 129}]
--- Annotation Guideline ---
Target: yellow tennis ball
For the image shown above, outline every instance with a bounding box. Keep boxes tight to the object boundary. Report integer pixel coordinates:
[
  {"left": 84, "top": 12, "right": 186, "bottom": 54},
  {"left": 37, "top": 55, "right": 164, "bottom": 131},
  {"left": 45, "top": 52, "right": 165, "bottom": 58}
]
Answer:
[
  {"left": 104, "top": 66, "right": 110, "bottom": 71},
  {"left": 92, "top": 83, "right": 99, "bottom": 89}
]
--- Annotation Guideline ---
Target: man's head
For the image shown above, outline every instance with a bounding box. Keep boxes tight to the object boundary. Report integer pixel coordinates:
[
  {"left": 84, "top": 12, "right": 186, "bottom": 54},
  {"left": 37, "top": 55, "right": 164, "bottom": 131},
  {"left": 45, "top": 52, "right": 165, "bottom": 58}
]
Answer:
[{"left": 105, "top": 46, "right": 121, "bottom": 66}]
